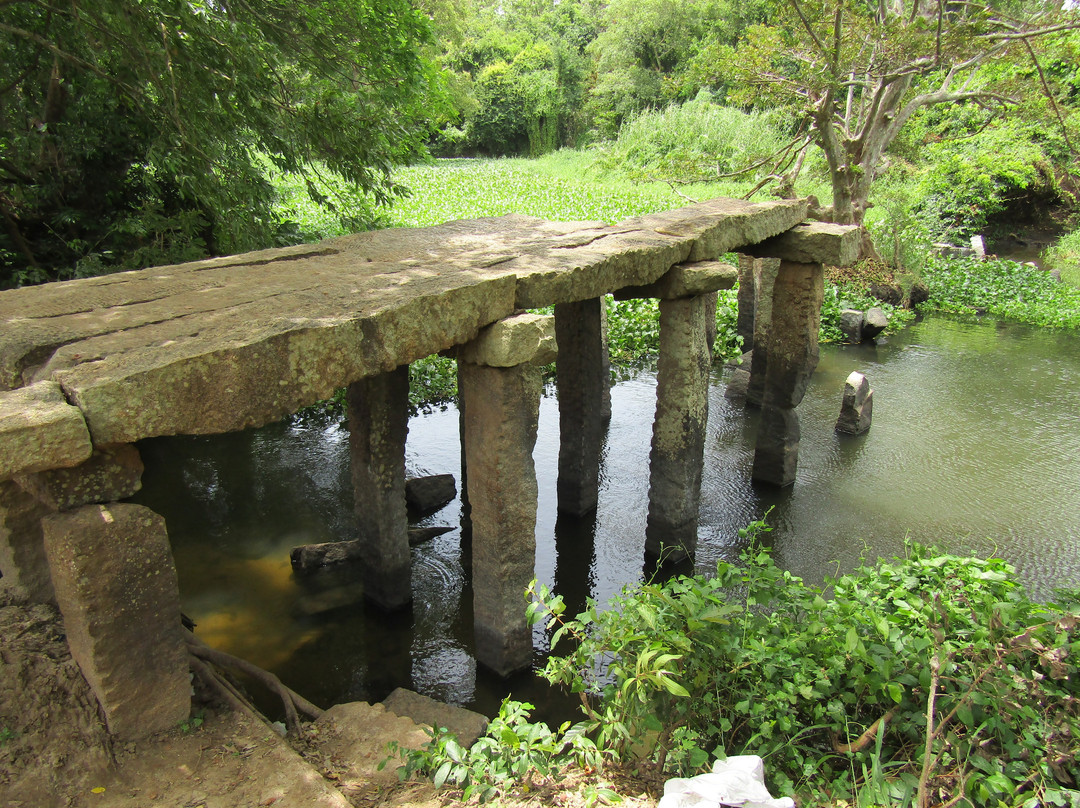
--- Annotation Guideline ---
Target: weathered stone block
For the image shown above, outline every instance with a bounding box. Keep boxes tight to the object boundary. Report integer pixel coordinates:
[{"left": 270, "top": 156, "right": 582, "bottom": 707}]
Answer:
[
  {"left": 862, "top": 307, "right": 888, "bottom": 341},
  {"left": 0, "top": 381, "right": 92, "bottom": 480},
  {"left": 0, "top": 479, "right": 55, "bottom": 602},
  {"left": 456, "top": 313, "right": 557, "bottom": 368},
  {"left": 42, "top": 503, "right": 189, "bottom": 738},
  {"left": 383, "top": 687, "right": 489, "bottom": 748},
  {"left": 613, "top": 260, "right": 737, "bottom": 300},
  {"left": 836, "top": 371, "right": 874, "bottom": 435},
  {"left": 17, "top": 444, "right": 143, "bottom": 510},
  {"left": 746, "top": 221, "right": 861, "bottom": 266},
  {"left": 459, "top": 361, "right": 541, "bottom": 676},
  {"left": 839, "top": 309, "right": 864, "bottom": 343},
  {"left": 405, "top": 474, "right": 457, "bottom": 515}
]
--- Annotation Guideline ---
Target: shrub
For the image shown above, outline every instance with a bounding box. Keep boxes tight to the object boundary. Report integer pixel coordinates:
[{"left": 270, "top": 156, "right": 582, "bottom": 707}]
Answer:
[
  {"left": 593, "top": 93, "right": 787, "bottom": 184},
  {"left": 1043, "top": 228, "right": 1080, "bottom": 287},
  {"left": 531, "top": 518, "right": 1080, "bottom": 806}
]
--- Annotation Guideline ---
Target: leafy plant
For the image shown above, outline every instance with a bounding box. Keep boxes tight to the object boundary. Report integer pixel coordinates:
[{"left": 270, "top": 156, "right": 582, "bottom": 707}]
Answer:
[
  {"left": 920, "top": 256, "right": 1080, "bottom": 328},
  {"left": 386, "top": 697, "right": 605, "bottom": 803},
  {"left": 819, "top": 282, "right": 915, "bottom": 342},
  {"left": 0, "top": 726, "right": 16, "bottom": 745},
  {"left": 530, "top": 516, "right": 1080, "bottom": 806}
]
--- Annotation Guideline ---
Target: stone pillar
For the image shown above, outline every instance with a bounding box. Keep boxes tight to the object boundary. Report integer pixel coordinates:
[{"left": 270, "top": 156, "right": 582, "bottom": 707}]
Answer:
[
  {"left": 735, "top": 254, "right": 757, "bottom": 351},
  {"left": 751, "top": 260, "right": 825, "bottom": 487},
  {"left": 42, "top": 502, "right": 190, "bottom": 739},
  {"left": 0, "top": 480, "right": 54, "bottom": 602},
  {"left": 645, "top": 294, "right": 712, "bottom": 560},
  {"left": 746, "top": 257, "right": 781, "bottom": 406},
  {"left": 458, "top": 314, "right": 556, "bottom": 676},
  {"left": 555, "top": 297, "right": 607, "bottom": 516},
  {"left": 347, "top": 366, "right": 411, "bottom": 611}
]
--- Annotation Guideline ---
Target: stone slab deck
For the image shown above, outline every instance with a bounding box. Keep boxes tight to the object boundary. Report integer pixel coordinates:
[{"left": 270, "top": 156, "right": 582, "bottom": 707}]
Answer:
[{"left": 0, "top": 198, "right": 807, "bottom": 451}]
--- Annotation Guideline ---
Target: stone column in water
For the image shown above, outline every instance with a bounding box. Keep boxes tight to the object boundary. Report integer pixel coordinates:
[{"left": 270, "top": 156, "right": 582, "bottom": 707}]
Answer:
[
  {"left": 744, "top": 221, "right": 862, "bottom": 487},
  {"left": 746, "top": 257, "right": 781, "bottom": 406},
  {"left": 751, "top": 260, "right": 825, "bottom": 486},
  {"left": 347, "top": 366, "right": 411, "bottom": 611},
  {"left": 735, "top": 254, "right": 757, "bottom": 352},
  {"left": 458, "top": 313, "right": 556, "bottom": 676},
  {"left": 555, "top": 297, "right": 607, "bottom": 516},
  {"left": 616, "top": 260, "right": 737, "bottom": 561}
]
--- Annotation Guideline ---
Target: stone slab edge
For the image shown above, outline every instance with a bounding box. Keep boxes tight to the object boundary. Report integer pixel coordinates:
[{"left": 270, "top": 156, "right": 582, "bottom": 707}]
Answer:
[
  {"left": 0, "top": 380, "right": 92, "bottom": 481},
  {"left": 58, "top": 276, "right": 519, "bottom": 444},
  {"left": 744, "top": 221, "right": 861, "bottom": 266},
  {"left": 457, "top": 312, "right": 557, "bottom": 367},
  {"left": 613, "top": 260, "right": 737, "bottom": 300}
]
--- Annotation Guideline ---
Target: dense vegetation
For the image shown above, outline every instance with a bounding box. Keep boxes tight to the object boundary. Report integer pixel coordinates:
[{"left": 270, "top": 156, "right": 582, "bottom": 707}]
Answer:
[
  {"left": 4, "top": 0, "right": 1080, "bottom": 291},
  {"left": 389, "top": 520, "right": 1080, "bottom": 807}
]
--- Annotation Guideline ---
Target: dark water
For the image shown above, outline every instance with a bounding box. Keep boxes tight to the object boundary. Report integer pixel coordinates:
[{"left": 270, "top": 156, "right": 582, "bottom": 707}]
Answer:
[{"left": 132, "top": 314, "right": 1080, "bottom": 721}]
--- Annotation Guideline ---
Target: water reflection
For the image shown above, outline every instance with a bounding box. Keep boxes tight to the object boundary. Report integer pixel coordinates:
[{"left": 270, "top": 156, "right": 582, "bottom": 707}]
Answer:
[{"left": 132, "top": 315, "right": 1080, "bottom": 722}]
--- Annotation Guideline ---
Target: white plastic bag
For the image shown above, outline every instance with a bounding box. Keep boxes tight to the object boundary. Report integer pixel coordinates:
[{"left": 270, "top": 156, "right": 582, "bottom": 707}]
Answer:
[{"left": 656, "top": 755, "right": 796, "bottom": 808}]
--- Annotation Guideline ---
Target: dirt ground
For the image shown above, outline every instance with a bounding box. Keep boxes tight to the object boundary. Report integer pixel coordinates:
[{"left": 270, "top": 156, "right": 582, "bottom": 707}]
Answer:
[{"left": 0, "top": 594, "right": 659, "bottom": 808}]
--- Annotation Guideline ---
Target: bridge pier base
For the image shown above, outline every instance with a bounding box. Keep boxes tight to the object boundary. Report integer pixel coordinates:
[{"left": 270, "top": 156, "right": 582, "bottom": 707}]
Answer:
[
  {"left": 555, "top": 297, "right": 608, "bottom": 516},
  {"left": 347, "top": 366, "right": 412, "bottom": 611},
  {"left": 458, "top": 314, "right": 556, "bottom": 676},
  {"left": 751, "top": 260, "right": 824, "bottom": 487},
  {"left": 645, "top": 293, "right": 713, "bottom": 561},
  {"left": 42, "top": 502, "right": 190, "bottom": 738}
]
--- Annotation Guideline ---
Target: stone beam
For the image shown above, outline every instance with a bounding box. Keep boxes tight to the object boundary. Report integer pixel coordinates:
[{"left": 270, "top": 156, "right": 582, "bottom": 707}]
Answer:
[
  {"left": 459, "top": 313, "right": 555, "bottom": 676},
  {"left": 0, "top": 381, "right": 92, "bottom": 480},
  {"left": 613, "top": 260, "right": 737, "bottom": 300},
  {"left": 347, "top": 366, "right": 412, "bottom": 611},
  {"left": 555, "top": 299, "right": 607, "bottom": 516},
  {"left": 744, "top": 221, "right": 861, "bottom": 267}
]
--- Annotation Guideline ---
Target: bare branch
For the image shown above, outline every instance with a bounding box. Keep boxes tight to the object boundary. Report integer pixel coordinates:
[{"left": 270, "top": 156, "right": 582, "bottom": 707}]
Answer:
[
  {"left": 786, "top": 0, "right": 826, "bottom": 53},
  {"left": 1021, "top": 36, "right": 1079, "bottom": 163}
]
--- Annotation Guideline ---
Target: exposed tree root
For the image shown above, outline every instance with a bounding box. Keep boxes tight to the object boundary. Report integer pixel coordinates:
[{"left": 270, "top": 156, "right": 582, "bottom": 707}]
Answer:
[{"left": 184, "top": 630, "right": 322, "bottom": 737}]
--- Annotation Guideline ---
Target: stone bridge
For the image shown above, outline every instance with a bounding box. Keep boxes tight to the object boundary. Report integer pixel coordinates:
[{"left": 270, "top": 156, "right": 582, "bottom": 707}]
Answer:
[{"left": 0, "top": 198, "right": 858, "bottom": 738}]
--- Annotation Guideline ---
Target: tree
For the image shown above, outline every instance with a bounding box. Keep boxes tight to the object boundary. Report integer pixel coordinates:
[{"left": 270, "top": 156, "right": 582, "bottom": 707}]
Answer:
[
  {"left": 724, "top": 0, "right": 1080, "bottom": 248},
  {"left": 0, "top": 0, "right": 444, "bottom": 287}
]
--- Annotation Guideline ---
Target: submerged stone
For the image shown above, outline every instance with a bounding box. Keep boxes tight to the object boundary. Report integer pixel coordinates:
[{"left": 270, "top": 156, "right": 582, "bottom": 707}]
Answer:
[{"left": 836, "top": 371, "right": 873, "bottom": 435}]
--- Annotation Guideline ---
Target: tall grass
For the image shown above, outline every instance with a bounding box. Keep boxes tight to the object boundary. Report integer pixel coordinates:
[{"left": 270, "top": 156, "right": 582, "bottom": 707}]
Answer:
[{"left": 1044, "top": 228, "right": 1080, "bottom": 287}]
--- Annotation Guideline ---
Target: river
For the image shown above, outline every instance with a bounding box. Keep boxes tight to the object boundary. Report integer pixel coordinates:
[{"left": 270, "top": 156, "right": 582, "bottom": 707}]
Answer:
[{"left": 131, "top": 314, "right": 1080, "bottom": 721}]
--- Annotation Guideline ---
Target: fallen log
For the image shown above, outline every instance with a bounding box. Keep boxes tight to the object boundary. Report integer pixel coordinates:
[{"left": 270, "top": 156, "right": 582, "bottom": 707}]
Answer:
[{"left": 290, "top": 527, "right": 454, "bottom": 573}]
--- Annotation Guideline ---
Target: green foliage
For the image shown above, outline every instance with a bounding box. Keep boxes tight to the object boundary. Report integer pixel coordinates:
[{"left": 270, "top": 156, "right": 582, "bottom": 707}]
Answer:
[
  {"left": 594, "top": 94, "right": 788, "bottom": 184},
  {"left": 1044, "top": 228, "right": 1080, "bottom": 287},
  {"left": 605, "top": 291, "right": 744, "bottom": 365},
  {"left": 386, "top": 697, "right": 605, "bottom": 803},
  {"left": 921, "top": 256, "right": 1080, "bottom": 328},
  {"left": 0, "top": 726, "right": 16, "bottom": 745},
  {"left": 819, "top": 283, "right": 916, "bottom": 343},
  {"left": 409, "top": 355, "right": 459, "bottom": 414},
  {"left": 910, "top": 116, "right": 1061, "bottom": 240},
  {"left": 0, "top": 0, "right": 442, "bottom": 287},
  {"left": 531, "top": 518, "right": 1080, "bottom": 806},
  {"left": 179, "top": 709, "right": 205, "bottom": 734}
]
